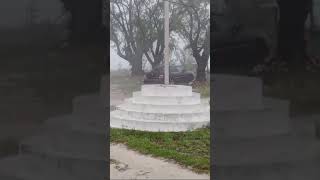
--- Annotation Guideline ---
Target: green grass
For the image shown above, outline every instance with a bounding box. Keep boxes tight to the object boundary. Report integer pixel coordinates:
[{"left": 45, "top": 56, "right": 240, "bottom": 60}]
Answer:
[
  {"left": 193, "top": 82, "right": 210, "bottom": 98},
  {"left": 110, "top": 73, "right": 210, "bottom": 174},
  {"left": 110, "top": 128, "right": 210, "bottom": 174}
]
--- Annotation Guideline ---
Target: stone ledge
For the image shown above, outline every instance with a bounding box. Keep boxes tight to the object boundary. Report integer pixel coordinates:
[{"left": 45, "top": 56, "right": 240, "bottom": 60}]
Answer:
[{"left": 141, "top": 84, "right": 192, "bottom": 97}]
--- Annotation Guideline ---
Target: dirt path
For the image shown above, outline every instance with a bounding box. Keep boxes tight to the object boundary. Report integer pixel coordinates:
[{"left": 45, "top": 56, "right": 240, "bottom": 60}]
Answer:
[
  {"left": 110, "top": 81, "right": 210, "bottom": 179},
  {"left": 110, "top": 144, "right": 209, "bottom": 180}
]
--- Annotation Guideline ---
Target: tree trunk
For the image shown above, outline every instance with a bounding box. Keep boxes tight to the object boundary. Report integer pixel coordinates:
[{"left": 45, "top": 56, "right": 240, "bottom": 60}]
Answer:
[
  {"left": 130, "top": 53, "right": 144, "bottom": 76},
  {"left": 151, "top": 57, "right": 162, "bottom": 70},
  {"left": 196, "top": 60, "right": 207, "bottom": 82}
]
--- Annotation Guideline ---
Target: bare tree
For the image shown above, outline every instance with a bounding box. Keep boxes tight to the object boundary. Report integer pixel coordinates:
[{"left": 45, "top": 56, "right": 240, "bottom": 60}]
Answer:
[
  {"left": 142, "top": 1, "right": 186, "bottom": 70},
  {"left": 176, "top": 0, "right": 210, "bottom": 82},
  {"left": 111, "top": 0, "right": 161, "bottom": 75}
]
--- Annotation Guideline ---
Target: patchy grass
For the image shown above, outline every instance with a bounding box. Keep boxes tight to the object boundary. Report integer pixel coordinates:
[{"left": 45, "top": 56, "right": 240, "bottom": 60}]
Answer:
[
  {"left": 193, "top": 82, "right": 210, "bottom": 98},
  {"left": 110, "top": 73, "right": 210, "bottom": 174},
  {"left": 110, "top": 128, "right": 210, "bottom": 174}
]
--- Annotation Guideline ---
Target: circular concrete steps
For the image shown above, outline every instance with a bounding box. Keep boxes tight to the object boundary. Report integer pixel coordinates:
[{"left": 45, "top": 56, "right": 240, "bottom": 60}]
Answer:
[
  {"left": 112, "top": 109, "right": 209, "bottom": 122},
  {"left": 111, "top": 115, "right": 209, "bottom": 132},
  {"left": 110, "top": 84, "right": 210, "bottom": 132},
  {"left": 131, "top": 91, "right": 201, "bottom": 105}
]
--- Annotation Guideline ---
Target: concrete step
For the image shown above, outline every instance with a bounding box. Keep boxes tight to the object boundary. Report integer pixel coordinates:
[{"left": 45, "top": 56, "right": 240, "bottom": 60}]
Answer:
[
  {"left": 132, "top": 91, "right": 201, "bottom": 105},
  {"left": 111, "top": 115, "right": 209, "bottom": 132},
  {"left": 0, "top": 155, "right": 106, "bottom": 180},
  {"left": 112, "top": 109, "right": 209, "bottom": 122},
  {"left": 20, "top": 131, "right": 106, "bottom": 162},
  {"left": 215, "top": 135, "right": 320, "bottom": 167},
  {"left": 141, "top": 84, "right": 192, "bottom": 96},
  {"left": 118, "top": 100, "right": 209, "bottom": 114}
]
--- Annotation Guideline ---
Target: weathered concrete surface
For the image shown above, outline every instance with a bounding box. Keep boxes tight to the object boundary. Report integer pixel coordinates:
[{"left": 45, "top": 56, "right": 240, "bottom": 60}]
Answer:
[
  {"left": 110, "top": 143, "right": 209, "bottom": 180},
  {"left": 110, "top": 81, "right": 209, "bottom": 179},
  {"left": 111, "top": 84, "right": 210, "bottom": 132}
]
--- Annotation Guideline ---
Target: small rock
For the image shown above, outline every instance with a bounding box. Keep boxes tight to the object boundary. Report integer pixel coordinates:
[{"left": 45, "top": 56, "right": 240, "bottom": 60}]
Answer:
[{"left": 115, "top": 163, "right": 129, "bottom": 172}]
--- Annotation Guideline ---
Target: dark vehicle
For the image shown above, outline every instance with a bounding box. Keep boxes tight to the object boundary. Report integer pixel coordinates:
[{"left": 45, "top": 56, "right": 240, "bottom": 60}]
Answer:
[{"left": 144, "top": 65, "right": 194, "bottom": 85}]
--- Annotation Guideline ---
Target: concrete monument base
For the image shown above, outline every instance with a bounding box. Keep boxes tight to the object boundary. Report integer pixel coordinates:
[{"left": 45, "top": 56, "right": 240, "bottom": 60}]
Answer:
[{"left": 110, "top": 84, "right": 210, "bottom": 132}]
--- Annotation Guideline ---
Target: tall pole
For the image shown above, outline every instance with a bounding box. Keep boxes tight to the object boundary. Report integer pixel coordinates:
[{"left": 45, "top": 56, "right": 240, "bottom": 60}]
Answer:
[{"left": 164, "top": 0, "right": 170, "bottom": 85}]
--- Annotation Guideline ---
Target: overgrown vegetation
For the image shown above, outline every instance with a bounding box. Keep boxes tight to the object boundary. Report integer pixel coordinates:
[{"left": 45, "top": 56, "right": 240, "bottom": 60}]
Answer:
[
  {"left": 110, "top": 73, "right": 210, "bottom": 173},
  {"left": 110, "top": 128, "right": 210, "bottom": 174},
  {"left": 192, "top": 81, "right": 210, "bottom": 98}
]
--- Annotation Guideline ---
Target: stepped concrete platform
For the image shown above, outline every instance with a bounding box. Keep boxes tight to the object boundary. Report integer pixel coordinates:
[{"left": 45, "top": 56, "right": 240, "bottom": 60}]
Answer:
[
  {"left": 132, "top": 91, "right": 201, "bottom": 105},
  {"left": 110, "top": 84, "right": 210, "bottom": 132}
]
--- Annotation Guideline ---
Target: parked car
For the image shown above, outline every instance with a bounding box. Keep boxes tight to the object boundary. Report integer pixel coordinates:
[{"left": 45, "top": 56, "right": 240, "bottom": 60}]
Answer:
[{"left": 143, "top": 65, "right": 194, "bottom": 85}]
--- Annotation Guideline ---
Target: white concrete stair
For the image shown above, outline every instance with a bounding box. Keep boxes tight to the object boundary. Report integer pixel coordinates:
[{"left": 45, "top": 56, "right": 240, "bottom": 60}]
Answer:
[
  {"left": 119, "top": 99, "right": 209, "bottom": 113},
  {"left": 110, "top": 84, "right": 210, "bottom": 132},
  {"left": 132, "top": 91, "right": 201, "bottom": 105},
  {"left": 141, "top": 84, "right": 192, "bottom": 96},
  {"left": 112, "top": 109, "right": 209, "bottom": 122},
  {"left": 111, "top": 115, "right": 209, "bottom": 132}
]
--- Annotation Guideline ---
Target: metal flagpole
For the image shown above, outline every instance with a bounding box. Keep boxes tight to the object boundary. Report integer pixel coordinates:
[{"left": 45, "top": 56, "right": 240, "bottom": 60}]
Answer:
[{"left": 164, "top": 0, "right": 170, "bottom": 85}]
